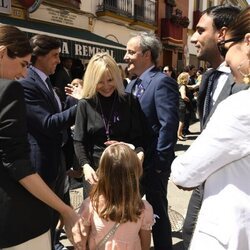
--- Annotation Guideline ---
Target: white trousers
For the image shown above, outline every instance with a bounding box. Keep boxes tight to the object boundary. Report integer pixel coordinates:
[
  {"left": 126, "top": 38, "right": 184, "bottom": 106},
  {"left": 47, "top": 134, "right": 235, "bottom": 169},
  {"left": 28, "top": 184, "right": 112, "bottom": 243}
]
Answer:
[{"left": 2, "top": 230, "right": 51, "bottom": 250}]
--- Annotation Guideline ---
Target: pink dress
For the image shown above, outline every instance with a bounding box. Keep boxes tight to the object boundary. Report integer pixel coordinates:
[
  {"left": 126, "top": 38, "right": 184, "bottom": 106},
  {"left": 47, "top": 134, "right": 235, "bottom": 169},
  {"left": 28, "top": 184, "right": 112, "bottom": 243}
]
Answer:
[{"left": 80, "top": 197, "right": 154, "bottom": 250}]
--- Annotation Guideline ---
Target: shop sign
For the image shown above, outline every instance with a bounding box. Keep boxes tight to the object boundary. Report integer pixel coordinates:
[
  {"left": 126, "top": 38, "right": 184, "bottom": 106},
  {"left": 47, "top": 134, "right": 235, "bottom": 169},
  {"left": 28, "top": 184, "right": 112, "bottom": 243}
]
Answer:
[{"left": 60, "top": 40, "right": 115, "bottom": 59}]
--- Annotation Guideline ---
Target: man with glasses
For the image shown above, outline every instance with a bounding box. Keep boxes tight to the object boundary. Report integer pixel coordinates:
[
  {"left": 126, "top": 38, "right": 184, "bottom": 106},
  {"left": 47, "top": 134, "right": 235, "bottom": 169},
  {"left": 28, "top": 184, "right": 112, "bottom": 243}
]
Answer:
[
  {"left": 124, "top": 32, "right": 179, "bottom": 250},
  {"left": 182, "top": 5, "right": 248, "bottom": 250}
]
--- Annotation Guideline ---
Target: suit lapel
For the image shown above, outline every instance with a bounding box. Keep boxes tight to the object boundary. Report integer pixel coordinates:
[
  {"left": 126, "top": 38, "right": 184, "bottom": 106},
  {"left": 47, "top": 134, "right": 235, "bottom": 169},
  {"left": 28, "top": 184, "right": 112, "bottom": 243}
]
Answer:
[
  {"left": 205, "top": 74, "right": 234, "bottom": 126},
  {"left": 125, "top": 68, "right": 158, "bottom": 98},
  {"left": 198, "top": 69, "right": 215, "bottom": 104},
  {"left": 139, "top": 68, "right": 158, "bottom": 99},
  {"left": 215, "top": 74, "right": 234, "bottom": 105},
  {"left": 198, "top": 69, "right": 216, "bottom": 123},
  {"left": 29, "top": 68, "right": 60, "bottom": 112}
]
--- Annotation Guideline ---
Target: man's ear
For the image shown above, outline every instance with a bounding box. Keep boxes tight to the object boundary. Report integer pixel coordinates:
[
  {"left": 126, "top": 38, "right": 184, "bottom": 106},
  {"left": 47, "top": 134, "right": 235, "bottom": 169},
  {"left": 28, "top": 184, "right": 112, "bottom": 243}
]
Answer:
[
  {"left": 143, "top": 49, "right": 151, "bottom": 59},
  {"left": 0, "top": 46, "right": 6, "bottom": 59},
  {"left": 217, "top": 26, "right": 228, "bottom": 43}
]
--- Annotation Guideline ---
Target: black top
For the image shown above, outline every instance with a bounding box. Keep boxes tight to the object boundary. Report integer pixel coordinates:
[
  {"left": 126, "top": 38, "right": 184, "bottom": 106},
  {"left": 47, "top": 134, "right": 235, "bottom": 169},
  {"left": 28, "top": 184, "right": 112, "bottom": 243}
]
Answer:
[
  {"left": 73, "top": 91, "right": 147, "bottom": 169},
  {"left": 0, "top": 80, "right": 50, "bottom": 248}
]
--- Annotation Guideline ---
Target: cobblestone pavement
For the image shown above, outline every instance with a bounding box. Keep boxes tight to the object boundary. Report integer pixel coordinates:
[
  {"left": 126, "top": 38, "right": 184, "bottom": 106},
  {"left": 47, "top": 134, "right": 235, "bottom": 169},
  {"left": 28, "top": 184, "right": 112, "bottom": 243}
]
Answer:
[{"left": 62, "top": 121, "right": 201, "bottom": 250}]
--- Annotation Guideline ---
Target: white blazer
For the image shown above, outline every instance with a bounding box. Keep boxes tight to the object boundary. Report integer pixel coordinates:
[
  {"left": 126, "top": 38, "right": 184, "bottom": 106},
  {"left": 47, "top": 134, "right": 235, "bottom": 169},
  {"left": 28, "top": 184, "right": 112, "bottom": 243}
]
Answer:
[{"left": 171, "top": 89, "right": 250, "bottom": 250}]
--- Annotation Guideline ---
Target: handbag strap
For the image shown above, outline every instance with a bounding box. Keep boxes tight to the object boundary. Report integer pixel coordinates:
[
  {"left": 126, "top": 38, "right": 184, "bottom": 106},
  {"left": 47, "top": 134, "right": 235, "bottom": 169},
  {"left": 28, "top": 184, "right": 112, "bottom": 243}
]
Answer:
[{"left": 96, "top": 222, "right": 120, "bottom": 249}]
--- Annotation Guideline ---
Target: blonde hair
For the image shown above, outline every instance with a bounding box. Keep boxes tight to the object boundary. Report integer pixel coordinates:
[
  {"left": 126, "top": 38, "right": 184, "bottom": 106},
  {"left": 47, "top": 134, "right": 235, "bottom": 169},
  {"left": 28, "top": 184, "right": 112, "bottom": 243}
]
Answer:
[
  {"left": 90, "top": 143, "right": 144, "bottom": 223},
  {"left": 177, "top": 72, "right": 189, "bottom": 85},
  {"left": 81, "top": 52, "right": 125, "bottom": 98}
]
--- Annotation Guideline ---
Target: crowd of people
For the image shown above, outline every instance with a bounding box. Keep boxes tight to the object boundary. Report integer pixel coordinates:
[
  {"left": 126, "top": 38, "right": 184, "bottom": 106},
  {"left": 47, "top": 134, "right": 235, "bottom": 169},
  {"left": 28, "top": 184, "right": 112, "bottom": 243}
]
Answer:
[{"left": 0, "top": 3, "right": 249, "bottom": 250}]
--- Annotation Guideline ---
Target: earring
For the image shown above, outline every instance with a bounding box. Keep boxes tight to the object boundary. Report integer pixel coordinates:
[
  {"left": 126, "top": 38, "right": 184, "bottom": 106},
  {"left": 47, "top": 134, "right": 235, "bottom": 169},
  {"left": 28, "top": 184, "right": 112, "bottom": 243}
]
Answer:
[{"left": 237, "top": 59, "right": 250, "bottom": 84}]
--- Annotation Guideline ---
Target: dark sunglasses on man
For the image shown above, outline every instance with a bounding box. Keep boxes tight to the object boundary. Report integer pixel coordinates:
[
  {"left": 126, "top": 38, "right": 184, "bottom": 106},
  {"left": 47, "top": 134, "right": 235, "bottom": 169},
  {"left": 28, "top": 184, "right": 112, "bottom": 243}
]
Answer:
[{"left": 217, "top": 37, "right": 244, "bottom": 57}]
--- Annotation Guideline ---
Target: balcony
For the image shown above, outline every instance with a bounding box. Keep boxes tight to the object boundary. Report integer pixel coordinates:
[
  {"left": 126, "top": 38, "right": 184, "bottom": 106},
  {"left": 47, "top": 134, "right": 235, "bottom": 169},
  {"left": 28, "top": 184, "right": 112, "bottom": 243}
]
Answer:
[
  {"left": 96, "top": 0, "right": 133, "bottom": 22},
  {"left": 96, "top": 0, "right": 156, "bottom": 29},
  {"left": 161, "top": 18, "right": 183, "bottom": 46}
]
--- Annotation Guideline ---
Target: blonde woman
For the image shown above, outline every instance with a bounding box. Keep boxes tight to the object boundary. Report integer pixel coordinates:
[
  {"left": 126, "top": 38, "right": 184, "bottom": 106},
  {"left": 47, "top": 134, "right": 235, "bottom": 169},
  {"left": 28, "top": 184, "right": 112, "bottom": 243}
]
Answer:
[
  {"left": 79, "top": 143, "right": 154, "bottom": 250},
  {"left": 177, "top": 72, "right": 190, "bottom": 140},
  {"left": 73, "top": 52, "right": 147, "bottom": 186}
]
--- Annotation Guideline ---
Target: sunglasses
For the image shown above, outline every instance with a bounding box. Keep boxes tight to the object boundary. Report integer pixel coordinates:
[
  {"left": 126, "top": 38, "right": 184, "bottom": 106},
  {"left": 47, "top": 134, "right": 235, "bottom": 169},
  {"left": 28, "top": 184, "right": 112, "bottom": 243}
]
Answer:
[{"left": 217, "top": 37, "right": 244, "bottom": 57}]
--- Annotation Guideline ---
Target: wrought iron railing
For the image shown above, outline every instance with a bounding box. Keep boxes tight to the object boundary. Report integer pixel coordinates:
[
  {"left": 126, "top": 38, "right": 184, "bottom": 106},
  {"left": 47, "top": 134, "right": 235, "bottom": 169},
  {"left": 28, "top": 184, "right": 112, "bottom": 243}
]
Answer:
[{"left": 96, "top": 0, "right": 156, "bottom": 25}]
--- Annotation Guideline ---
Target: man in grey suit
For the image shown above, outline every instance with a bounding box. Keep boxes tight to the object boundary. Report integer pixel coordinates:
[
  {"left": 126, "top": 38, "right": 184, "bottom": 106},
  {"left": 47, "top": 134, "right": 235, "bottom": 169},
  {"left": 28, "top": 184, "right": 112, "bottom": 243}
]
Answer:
[{"left": 182, "top": 5, "right": 249, "bottom": 249}]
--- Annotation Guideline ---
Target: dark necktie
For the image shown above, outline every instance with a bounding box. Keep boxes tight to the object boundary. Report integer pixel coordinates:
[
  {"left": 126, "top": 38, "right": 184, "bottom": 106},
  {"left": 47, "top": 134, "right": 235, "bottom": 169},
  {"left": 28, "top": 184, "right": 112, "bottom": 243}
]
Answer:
[
  {"left": 133, "top": 78, "right": 144, "bottom": 98},
  {"left": 45, "top": 77, "right": 60, "bottom": 111},
  {"left": 46, "top": 78, "right": 67, "bottom": 144},
  {"left": 203, "top": 70, "right": 221, "bottom": 124}
]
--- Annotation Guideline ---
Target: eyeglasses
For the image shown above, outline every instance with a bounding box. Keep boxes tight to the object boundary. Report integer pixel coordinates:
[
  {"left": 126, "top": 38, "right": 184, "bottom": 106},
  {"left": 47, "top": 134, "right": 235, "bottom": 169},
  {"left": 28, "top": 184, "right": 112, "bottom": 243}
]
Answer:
[
  {"left": 217, "top": 37, "right": 244, "bottom": 57},
  {"left": 163, "top": 69, "right": 170, "bottom": 72}
]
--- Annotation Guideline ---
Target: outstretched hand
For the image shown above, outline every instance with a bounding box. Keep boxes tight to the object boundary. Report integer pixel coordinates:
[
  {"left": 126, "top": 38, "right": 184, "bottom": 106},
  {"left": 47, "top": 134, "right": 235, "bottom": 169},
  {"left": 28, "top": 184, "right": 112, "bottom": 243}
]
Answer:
[
  {"left": 83, "top": 164, "right": 98, "bottom": 185},
  {"left": 65, "top": 83, "right": 83, "bottom": 100}
]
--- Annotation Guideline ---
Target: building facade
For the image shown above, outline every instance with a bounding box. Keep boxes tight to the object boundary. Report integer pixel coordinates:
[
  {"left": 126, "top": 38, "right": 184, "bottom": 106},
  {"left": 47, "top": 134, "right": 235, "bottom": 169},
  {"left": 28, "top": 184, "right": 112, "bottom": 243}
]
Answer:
[{"left": 0, "top": 0, "right": 248, "bottom": 68}]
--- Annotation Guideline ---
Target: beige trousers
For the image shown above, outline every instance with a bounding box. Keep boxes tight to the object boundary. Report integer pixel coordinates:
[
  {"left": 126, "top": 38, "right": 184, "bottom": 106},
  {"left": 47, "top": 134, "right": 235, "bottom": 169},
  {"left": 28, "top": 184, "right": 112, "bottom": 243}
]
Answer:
[{"left": 2, "top": 230, "right": 51, "bottom": 250}]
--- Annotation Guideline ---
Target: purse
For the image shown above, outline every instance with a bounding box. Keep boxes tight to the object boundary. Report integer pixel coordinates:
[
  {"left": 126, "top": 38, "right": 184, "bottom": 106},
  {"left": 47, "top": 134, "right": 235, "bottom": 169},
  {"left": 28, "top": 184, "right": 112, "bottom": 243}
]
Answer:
[{"left": 96, "top": 222, "right": 120, "bottom": 249}]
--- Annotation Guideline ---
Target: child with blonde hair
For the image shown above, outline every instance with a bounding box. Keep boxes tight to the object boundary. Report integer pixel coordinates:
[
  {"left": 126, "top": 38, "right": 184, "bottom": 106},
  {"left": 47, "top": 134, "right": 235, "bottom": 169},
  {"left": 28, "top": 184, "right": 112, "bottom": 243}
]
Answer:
[{"left": 79, "top": 143, "right": 154, "bottom": 250}]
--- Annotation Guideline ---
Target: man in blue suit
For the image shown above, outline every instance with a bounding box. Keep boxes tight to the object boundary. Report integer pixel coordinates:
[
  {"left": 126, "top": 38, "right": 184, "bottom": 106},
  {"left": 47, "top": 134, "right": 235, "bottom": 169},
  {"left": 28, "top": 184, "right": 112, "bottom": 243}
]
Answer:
[
  {"left": 19, "top": 35, "right": 77, "bottom": 250},
  {"left": 125, "top": 32, "right": 179, "bottom": 250}
]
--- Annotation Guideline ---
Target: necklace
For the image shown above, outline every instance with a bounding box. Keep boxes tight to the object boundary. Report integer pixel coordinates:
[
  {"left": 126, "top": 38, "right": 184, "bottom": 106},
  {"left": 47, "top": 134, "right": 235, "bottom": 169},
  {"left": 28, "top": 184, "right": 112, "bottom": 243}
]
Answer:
[{"left": 98, "top": 93, "right": 117, "bottom": 141}]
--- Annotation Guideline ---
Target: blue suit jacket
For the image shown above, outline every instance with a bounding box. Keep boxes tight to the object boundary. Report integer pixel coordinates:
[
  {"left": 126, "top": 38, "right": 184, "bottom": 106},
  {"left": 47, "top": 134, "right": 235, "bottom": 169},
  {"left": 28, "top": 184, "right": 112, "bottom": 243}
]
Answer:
[
  {"left": 19, "top": 67, "right": 76, "bottom": 183},
  {"left": 126, "top": 67, "right": 179, "bottom": 172}
]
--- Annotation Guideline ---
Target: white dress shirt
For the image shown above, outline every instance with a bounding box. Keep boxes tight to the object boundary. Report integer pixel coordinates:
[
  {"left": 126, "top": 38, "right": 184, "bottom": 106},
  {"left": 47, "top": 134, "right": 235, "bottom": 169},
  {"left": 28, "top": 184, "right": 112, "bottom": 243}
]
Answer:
[
  {"left": 171, "top": 89, "right": 250, "bottom": 249},
  {"left": 212, "top": 62, "right": 231, "bottom": 106}
]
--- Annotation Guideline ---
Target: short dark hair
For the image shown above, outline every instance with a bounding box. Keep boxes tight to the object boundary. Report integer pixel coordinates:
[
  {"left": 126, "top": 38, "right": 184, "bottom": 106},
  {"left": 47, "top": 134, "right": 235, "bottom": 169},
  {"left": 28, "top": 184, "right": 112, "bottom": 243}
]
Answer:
[
  {"left": 30, "top": 34, "right": 61, "bottom": 64},
  {"left": 203, "top": 5, "right": 241, "bottom": 30},
  {"left": 0, "top": 25, "right": 32, "bottom": 58}
]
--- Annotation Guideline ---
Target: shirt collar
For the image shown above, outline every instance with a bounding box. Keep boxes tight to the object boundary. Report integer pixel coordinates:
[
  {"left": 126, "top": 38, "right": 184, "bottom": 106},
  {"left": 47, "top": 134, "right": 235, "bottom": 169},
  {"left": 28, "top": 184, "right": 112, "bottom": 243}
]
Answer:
[
  {"left": 217, "top": 61, "right": 231, "bottom": 74},
  {"left": 30, "top": 65, "right": 48, "bottom": 83}
]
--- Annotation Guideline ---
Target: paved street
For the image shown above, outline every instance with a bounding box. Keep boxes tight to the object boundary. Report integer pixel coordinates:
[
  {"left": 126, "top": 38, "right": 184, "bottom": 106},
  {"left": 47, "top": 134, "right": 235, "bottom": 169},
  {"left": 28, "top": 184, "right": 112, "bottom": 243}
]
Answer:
[{"left": 62, "top": 121, "right": 201, "bottom": 250}]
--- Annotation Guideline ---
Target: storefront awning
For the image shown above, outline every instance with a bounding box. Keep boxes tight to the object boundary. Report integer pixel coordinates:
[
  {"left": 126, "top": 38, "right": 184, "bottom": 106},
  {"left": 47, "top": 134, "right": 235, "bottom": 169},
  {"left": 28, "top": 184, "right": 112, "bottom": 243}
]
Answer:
[{"left": 0, "top": 16, "right": 126, "bottom": 63}]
